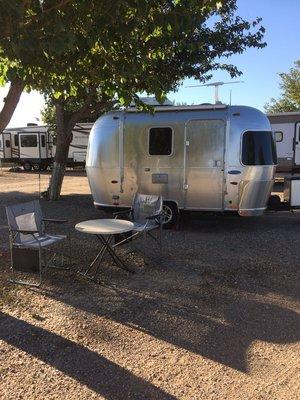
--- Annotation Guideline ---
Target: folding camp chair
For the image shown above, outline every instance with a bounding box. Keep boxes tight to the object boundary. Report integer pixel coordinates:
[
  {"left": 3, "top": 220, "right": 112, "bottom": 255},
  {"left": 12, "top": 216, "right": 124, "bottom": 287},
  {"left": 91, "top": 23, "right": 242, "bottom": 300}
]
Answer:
[
  {"left": 6, "top": 200, "right": 70, "bottom": 287},
  {"left": 113, "top": 193, "right": 164, "bottom": 258}
]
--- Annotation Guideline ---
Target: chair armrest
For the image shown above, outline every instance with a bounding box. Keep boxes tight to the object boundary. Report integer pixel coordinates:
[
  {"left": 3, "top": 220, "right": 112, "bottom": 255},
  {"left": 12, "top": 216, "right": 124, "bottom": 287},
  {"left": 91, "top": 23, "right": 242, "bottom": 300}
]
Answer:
[
  {"left": 113, "top": 209, "right": 132, "bottom": 218},
  {"left": 43, "top": 218, "right": 68, "bottom": 224},
  {"left": 10, "top": 228, "right": 39, "bottom": 234}
]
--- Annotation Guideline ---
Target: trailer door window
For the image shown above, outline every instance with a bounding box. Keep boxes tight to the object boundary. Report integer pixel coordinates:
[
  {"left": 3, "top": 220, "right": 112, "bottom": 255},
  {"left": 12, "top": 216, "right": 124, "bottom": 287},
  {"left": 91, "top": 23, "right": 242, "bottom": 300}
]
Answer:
[
  {"left": 242, "top": 131, "right": 277, "bottom": 165},
  {"left": 14, "top": 135, "right": 19, "bottom": 146},
  {"left": 5, "top": 140, "right": 10, "bottom": 148},
  {"left": 41, "top": 135, "right": 45, "bottom": 147},
  {"left": 20, "top": 135, "right": 37, "bottom": 147},
  {"left": 149, "top": 127, "right": 173, "bottom": 155}
]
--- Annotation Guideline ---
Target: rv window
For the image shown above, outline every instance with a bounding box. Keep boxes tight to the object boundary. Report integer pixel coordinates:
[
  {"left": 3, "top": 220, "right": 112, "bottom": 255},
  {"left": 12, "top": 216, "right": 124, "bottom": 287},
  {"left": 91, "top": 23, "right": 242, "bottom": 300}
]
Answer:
[
  {"left": 242, "top": 131, "right": 277, "bottom": 166},
  {"left": 5, "top": 140, "right": 10, "bottom": 148},
  {"left": 149, "top": 127, "right": 173, "bottom": 155},
  {"left": 20, "top": 135, "right": 37, "bottom": 147},
  {"left": 14, "top": 135, "right": 19, "bottom": 147},
  {"left": 41, "top": 135, "right": 45, "bottom": 147},
  {"left": 274, "top": 131, "right": 283, "bottom": 142},
  {"left": 0, "top": 139, "right": 2, "bottom": 148}
]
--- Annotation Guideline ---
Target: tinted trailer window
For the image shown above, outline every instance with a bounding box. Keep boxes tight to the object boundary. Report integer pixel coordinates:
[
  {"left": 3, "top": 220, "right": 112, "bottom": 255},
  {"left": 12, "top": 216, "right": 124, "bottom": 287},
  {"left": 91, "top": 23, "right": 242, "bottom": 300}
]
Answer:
[
  {"left": 149, "top": 127, "right": 173, "bottom": 155},
  {"left": 242, "top": 131, "right": 277, "bottom": 165}
]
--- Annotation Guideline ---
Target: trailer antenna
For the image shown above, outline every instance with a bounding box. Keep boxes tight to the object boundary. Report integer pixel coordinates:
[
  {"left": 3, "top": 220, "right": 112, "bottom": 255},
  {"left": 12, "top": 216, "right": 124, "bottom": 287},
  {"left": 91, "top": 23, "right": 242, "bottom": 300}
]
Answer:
[{"left": 186, "top": 81, "right": 244, "bottom": 104}]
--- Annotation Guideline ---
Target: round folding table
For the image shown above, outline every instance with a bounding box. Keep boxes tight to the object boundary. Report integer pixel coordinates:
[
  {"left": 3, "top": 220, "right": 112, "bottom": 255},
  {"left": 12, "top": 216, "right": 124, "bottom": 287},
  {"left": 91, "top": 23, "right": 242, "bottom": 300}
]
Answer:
[{"left": 75, "top": 219, "right": 134, "bottom": 281}]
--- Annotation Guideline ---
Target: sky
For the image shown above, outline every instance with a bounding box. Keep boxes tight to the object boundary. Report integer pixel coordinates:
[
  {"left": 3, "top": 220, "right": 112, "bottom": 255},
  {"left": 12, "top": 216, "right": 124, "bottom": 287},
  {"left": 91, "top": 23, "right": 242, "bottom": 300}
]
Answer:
[{"left": 1, "top": 0, "right": 299, "bottom": 128}]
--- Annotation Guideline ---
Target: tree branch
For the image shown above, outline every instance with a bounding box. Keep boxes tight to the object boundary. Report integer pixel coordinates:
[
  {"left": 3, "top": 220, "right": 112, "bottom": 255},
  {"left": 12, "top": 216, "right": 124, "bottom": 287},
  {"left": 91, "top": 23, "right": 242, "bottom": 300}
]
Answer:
[{"left": 0, "top": 78, "right": 25, "bottom": 133}]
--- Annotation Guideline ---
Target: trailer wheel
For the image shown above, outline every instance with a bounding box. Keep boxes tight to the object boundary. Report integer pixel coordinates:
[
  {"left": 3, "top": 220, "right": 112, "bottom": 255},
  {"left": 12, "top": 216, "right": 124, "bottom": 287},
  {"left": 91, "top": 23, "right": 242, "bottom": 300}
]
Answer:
[
  {"left": 268, "top": 194, "right": 281, "bottom": 210},
  {"left": 32, "top": 163, "right": 41, "bottom": 172},
  {"left": 23, "top": 162, "right": 32, "bottom": 172},
  {"left": 40, "top": 164, "right": 48, "bottom": 171},
  {"left": 161, "top": 202, "right": 179, "bottom": 229}
]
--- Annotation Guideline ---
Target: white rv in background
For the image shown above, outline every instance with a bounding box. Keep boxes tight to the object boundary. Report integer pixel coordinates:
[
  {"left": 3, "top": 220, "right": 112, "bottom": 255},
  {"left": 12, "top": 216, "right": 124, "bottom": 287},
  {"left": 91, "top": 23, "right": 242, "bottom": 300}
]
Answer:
[
  {"left": 268, "top": 112, "right": 300, "bottom": 173},
  {"left": 0, "top": 123, "right": 92, "bottom": 171}
]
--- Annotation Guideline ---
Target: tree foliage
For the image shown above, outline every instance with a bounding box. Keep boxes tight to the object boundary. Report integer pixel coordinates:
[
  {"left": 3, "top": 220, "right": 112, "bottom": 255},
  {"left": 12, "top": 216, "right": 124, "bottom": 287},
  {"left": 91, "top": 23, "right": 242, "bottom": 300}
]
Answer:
[
  {"left": 0, "top": 0, "right": 266, "bottom": 105},
  {"left": 265, "top": 60, "right": 300, "bottom": 113},
  {"left": 41, "top": 92, "right": 114, "bottom": 127},
  {"left": 0, "top": 0, "right": 267, "bottom": 199}
]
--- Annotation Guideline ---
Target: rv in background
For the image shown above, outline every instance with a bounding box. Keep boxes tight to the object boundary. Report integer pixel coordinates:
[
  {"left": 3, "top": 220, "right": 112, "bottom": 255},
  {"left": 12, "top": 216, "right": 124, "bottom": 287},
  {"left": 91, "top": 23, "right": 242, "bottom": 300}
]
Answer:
[
  {"left": 0, "top": 123, "right": 92, "bottom": 171},
  {"left": 268, "top": 112, "right": 300, "bottom": 173},
  {"left": 86, "top": 104, "right": 277, "bottom": 224}
]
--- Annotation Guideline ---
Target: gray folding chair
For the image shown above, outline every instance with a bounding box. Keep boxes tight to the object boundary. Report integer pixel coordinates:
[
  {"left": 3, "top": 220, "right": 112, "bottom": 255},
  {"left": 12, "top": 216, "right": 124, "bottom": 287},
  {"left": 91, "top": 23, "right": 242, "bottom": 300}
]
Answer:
[
  {"left": 6, "top": 200, "right": 70, "bottom": 287},
  {"left": 113, "top": 193, "right": 164, "bottom": 257}
]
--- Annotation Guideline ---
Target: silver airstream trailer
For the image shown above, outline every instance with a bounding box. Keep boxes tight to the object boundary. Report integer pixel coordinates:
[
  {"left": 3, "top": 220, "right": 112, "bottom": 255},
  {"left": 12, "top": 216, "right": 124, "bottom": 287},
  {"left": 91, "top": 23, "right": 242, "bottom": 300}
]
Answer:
[{"left": 86, "top": 104, "right": 277, "bottom": 224}]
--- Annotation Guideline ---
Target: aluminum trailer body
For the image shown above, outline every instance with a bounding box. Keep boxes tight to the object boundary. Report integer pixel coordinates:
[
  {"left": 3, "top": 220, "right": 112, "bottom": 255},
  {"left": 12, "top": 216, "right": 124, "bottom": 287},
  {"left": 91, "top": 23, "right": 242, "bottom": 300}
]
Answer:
[
  {"left": 86, "top": 104, "right": 276, "bottom": 218},
  {"left": 268, "top": 112, "right": 300, "bottom": 173}
]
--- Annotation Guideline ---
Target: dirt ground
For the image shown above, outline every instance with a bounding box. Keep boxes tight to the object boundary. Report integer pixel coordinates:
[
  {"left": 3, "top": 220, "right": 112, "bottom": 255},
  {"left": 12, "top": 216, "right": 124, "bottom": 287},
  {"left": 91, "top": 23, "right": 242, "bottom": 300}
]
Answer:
[{"left": 0, "top": 169, "right": 299, "bottom": 400}]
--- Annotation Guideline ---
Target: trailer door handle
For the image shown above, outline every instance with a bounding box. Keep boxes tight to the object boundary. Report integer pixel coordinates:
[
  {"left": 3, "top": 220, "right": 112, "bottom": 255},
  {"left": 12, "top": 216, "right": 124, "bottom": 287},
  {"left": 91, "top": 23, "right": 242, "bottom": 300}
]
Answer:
[{"left": 144, "top": 167, "right": 150, "bottom": 172}]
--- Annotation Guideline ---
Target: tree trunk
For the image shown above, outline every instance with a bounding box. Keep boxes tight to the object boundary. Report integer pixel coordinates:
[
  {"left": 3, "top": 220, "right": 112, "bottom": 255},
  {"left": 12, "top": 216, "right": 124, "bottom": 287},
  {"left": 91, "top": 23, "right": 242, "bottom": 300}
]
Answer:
[
  {"left": 0, "top": 78, "right": 25, "bottom": 133},
  {"left": 47, "top": 96, "right": 110, "bottom": 200},
  {"left": 48, "top": 102, "right": 73, "bottom": 200}
]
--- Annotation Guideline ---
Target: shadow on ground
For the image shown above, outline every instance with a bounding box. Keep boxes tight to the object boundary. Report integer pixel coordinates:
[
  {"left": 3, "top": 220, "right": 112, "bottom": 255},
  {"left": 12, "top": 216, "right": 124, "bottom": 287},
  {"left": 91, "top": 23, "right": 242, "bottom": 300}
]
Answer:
[
  {"left": 0, "top": 311, "right": 175, "bottom": 400},
  {"left": 0, "top": 192, "right": 299, "bottom": 382}
]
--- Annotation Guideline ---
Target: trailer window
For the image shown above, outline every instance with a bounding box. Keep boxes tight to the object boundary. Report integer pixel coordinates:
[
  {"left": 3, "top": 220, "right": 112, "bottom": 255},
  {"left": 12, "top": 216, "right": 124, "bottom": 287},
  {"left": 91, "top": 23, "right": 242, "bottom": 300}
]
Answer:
[
  {"left": 5, "top": 140, "right": 10, "bottom": 148},
  {"left": 0, "top": 139, "right": 2, "bottom": 148},
  {"left": 14, "top": 135, "right": 19, "bottom": 146},
  {"left": 149, "top": 127, "right": 173, "bottom": 155},
  {"left": 242, "top": 131, "right": 277, "bottom": 165},
  {"left": 20, "top": 135, "right": 37, "bottom": 147},
  {"left": 274, "top": 131, "right": 283, "bottom": 142},
  {"left": 41, "top": 135, "right": 45, "bottom": 147}
]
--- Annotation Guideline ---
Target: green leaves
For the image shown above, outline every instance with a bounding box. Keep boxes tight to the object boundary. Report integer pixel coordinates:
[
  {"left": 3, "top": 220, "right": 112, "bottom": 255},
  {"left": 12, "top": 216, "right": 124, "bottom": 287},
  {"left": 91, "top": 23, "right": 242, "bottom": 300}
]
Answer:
[
  {"left": 0, "top": 0, "right": 266, "bottom": 111},
  {"left": 265, "top": 60, "right": 300, "bottom": 113}
]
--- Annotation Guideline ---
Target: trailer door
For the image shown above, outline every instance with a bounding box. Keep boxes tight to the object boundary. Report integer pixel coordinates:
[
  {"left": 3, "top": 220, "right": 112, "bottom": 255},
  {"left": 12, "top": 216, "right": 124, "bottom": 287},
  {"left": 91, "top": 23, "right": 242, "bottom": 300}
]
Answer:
[
  {"left": 294, "top": 122, "right": 300, "bottom": 166},
  {"left": 19, "top": 133, "right": 40, "bottom": 160},
  {"left": 184, "top": 119, "right": 225, "bottom": 210},
  {"left": 39, "top": 132, "right": 47, "bottom": 159},
  {"left": 11, "top": 133, "right": 20, "bottom": 160},
  {"left": 0, "top": 134, "right": 3, "bottom": 160},
  {"left": 2, "top": 133, "right": 12, "bottom": 160}
]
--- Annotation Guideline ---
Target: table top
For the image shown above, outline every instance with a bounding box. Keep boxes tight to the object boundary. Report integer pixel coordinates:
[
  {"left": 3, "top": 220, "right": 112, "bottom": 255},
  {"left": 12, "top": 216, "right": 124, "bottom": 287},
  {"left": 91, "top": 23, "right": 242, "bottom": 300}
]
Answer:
[{"left": 75, "top": 219, "right": 134, "bottom": 235}]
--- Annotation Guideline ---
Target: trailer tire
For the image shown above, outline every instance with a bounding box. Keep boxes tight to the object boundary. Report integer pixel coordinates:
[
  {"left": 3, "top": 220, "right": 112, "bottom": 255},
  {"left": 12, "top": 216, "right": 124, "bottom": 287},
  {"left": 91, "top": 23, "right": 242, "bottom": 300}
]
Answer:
[
  {"left": 162, "top": 202, "right": 179, "bottom": 229},
  {"left": 268, "top": 194, "right": 281, "bottom": 210},
  {"left": 23, "top": 163, "right": 32, "bottom": 172}
]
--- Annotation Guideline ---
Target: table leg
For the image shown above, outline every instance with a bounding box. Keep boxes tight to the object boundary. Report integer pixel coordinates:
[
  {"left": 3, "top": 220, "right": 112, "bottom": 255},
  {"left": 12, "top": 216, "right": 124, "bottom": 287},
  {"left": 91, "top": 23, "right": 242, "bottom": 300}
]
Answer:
[
  {"left": 97, "top": 235, "right": 134, "bottom": 273},
  {"left": 77, "top": 235, "right": 113, "bottom": 279},
  {"left": 77, "top": 234, "right": 134, "bottom": 283}
]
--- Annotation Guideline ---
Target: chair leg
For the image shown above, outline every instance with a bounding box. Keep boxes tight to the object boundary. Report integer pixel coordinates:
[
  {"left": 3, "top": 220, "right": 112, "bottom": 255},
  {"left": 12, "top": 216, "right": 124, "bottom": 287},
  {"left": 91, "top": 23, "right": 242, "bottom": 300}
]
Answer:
[{"left": 38, "top": 245, "right": 43, "bottom": 285}]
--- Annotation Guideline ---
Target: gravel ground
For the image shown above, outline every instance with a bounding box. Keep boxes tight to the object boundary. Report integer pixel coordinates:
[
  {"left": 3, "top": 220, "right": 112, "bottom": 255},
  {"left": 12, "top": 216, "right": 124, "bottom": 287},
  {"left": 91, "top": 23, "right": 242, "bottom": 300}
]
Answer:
[{"left": 0, "top": 169, "right": 299, "bottom": 400}]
